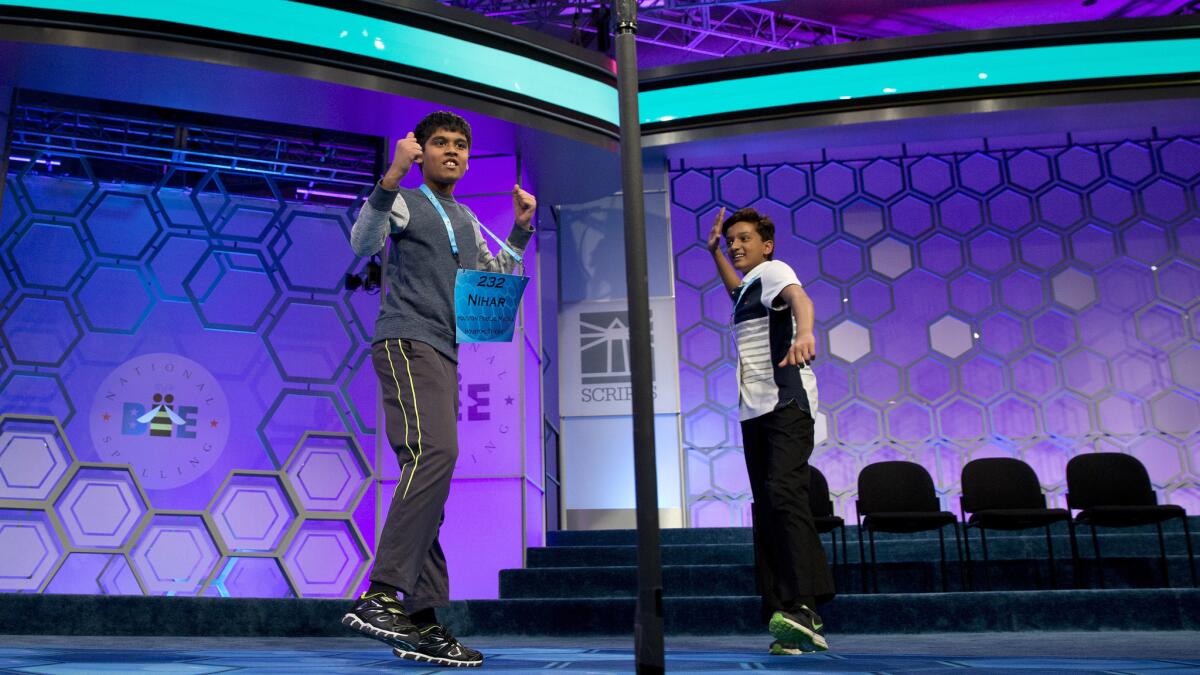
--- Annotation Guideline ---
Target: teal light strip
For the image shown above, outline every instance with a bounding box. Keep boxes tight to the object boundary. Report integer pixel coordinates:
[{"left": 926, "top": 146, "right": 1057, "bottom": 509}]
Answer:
[
  {"left": 1, "top": 0, "right": 620, "bottom": 125},
  {"left": 4, "top": 2, "right": 1196, "bottom": 130},
  {"left": 640, "top": 38, "right": 1200, "bottom": 124}
]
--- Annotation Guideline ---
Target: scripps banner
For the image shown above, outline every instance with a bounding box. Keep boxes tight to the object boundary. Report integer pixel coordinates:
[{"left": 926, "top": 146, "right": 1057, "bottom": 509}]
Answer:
[{"left": 558, "top": 297, "right": 680, "bottom": 417}]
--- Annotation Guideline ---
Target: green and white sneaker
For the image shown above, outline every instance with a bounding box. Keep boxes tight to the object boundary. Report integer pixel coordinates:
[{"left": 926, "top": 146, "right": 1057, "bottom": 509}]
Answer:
[
  {"left": 768, "top": 607, "right": 828, "bottom": 652},
  {"left": 768, "top": 640, "right": 815, "bottom": 656}
]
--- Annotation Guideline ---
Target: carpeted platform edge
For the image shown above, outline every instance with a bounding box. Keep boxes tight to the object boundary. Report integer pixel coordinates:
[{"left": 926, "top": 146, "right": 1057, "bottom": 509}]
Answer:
[{"left": 3, "top": 589, "right": 1196, "bottom": 637}]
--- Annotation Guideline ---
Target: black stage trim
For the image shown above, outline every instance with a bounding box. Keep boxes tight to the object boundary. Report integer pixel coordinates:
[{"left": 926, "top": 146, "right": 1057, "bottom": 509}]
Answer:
[{"left": 639, "top": 16, "right": 1200, "bottom": 91}]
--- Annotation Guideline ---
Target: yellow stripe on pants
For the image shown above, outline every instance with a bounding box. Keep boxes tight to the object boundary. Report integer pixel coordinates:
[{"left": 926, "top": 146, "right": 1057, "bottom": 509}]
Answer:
[
  {"left": 385, "top": 339, "right": 418, "bottom": 497},
  {"left": 397, "top": 340, "right": 424, "bottom": 499}
]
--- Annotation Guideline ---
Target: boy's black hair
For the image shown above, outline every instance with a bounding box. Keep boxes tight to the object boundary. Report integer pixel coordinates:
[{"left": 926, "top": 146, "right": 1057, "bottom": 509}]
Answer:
[
  {"left": 414, "top": 111, "right": 472, "bottom": 149},
  {"left": 721, "top": 207, "right": 775, "bottom": 260}
]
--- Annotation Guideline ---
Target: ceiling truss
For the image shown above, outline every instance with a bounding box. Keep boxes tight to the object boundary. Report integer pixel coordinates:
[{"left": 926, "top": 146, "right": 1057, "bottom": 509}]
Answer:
[{"left": 446, "top": 0, "right": 879, "bottom": 58}]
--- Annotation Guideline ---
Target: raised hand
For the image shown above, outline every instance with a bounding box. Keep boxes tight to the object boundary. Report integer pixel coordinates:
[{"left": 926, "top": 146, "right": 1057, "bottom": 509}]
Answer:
[
  {"left": 513, "top": 184, "right": 537, "bottom": 228},
  {"left": 707, "top": 206, "right": 726, "bottom": 252},
  {"left": 382, "top": 132, "right": 423, "bottom": 188}
]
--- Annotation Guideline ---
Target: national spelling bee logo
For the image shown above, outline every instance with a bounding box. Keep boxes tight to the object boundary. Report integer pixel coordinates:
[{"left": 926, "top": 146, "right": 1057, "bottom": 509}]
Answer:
[{"left": 89, "top": 353, "right": 230, "bottom": 489}]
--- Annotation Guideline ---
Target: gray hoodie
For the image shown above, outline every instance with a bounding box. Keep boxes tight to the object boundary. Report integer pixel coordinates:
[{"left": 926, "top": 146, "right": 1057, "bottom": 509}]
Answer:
[{"left": 350, "top": 182, "right": 532, "bottom": 361}]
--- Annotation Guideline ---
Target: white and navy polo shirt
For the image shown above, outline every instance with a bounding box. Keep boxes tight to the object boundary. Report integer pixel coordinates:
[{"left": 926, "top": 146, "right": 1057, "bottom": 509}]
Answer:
[{"left": 732, "top": 260, "right": 820, "bottom": 422}]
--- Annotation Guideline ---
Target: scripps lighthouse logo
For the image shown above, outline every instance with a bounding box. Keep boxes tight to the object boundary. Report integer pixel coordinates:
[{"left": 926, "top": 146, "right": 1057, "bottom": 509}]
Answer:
[{"left": 89, "top": 353, "right": 230, "bottom": 489}]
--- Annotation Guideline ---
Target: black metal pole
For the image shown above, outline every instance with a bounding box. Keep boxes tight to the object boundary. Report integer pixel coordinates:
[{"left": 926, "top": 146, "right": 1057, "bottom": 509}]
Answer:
[{"left": 613, "top": 1, "right": 664, "bottom": 673}]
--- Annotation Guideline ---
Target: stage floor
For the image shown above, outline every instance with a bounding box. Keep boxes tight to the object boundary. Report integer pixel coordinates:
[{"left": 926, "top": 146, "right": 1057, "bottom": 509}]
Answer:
[{"left": 0, "top": 633, "right": 1197, "bottom": 673}]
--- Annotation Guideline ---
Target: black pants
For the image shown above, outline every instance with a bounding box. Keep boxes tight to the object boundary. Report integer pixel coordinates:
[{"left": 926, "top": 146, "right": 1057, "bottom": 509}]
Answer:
[
  {"left": 742, "top": 401, "right": 836, "bottom": 623},
  {"left": 368, "top": 338, "right": 458, "bottom": 613}
]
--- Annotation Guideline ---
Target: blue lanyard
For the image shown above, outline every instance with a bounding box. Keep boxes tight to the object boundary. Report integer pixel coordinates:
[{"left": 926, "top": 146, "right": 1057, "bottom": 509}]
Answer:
[{"left": 418, "top": 184, "right": 523, "bottom": 265}]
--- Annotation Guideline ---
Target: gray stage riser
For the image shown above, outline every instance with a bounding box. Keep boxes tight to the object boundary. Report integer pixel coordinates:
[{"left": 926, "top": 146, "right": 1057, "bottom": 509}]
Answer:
[
  {"left": 527, "top": 533, "right": 1198, "bottom": 567},
  {"left": 502, "top": 558, "right": 1199, "bottom": 598}
]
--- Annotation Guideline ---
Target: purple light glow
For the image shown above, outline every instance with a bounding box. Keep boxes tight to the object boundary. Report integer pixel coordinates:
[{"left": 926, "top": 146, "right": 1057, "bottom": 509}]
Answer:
[
  {"left": 0, "top": 136, "right": 540, "bottom": 600},
  {"left": 673, "top": 125, "right": 1200, "bottom": 526}
]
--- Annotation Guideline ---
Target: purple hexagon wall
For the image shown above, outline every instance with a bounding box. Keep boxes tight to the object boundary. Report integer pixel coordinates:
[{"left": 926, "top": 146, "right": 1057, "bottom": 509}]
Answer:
[
  {"left": 672, "top": 135, "right": 1200, "bottom": 525},
  {"left": 0, "top": 145, "right": 543, "bottom": 598}
]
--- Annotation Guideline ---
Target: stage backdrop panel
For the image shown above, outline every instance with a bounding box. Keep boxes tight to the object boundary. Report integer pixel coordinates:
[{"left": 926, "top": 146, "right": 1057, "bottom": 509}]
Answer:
[
  {"left": 672, "top": 132, "right": 1200, "bottom": 525},
  {"left": 0, "top": 148, "right": 542, "bottom": 598}
]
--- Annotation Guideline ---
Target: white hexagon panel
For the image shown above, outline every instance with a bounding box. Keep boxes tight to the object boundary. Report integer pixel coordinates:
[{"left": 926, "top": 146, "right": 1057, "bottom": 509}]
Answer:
[
  {"left": 281, "top": 518, "right": 368, "bottom": 597},
  {"left": 869, "top": 237, "right": 913, "bottom": 279},
  {"left": 930, "top": 315, "right": 974, "bottom": 359},
  {"left": 0, "top": 416, "right": 74, "bottom": 501},
  {"left": 54, "top": 466, "right": 147, "bottom": 548},
  {"left": 828, "top": 320, "right": 872, "bottom": 363},
  {"left": 1051, "top": 267, "right": 1097, "bottom": 311},
  {"left": 130, "top": 514, "right": 220, "bottom": 596},
  {"left": 0, "top": 508, "right": 63, "bottom": 592},
  {"left": 210, "top": 472, "right": 296, "bottom": 552},
  {"left": 284, "top": 433, "right": 369, "bottom": 513}
]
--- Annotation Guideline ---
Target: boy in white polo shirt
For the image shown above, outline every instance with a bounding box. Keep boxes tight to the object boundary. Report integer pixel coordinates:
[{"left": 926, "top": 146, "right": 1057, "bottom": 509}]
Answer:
[{"left": 707, "top": 206, "right": 835, "bottom": 655}]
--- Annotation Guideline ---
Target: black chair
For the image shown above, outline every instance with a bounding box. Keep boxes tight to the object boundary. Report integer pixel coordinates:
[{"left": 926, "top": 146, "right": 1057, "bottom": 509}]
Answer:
[
  {"left": 1065, "top": 452, "right": 1196, "bottom": 588},
  {"left": 809, "top": 466, "right": 847, "bottom": 567},
  {"left": 856, "top": 461, "right": 963, "bottom": 592},
  {"left": 960, "top": 457, "right": 1071, "bottom": 589}
]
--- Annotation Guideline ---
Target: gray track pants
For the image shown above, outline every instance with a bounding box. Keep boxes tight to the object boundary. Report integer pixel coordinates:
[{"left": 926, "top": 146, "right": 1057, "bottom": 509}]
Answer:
[{"left": 368, "top": 338, "right": 458, "bottom": 613}]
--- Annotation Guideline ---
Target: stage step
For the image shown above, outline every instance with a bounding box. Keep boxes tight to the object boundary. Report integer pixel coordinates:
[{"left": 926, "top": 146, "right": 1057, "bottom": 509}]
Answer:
[
  {"left": 513, "top": 524, "right": 1198, "bottom": 600},
  {"left": 527, "top": 532, "right": 1197, "bottom": 567},
  {"left": 544, "top": 518, "right": 1200, "bottom": 547},
  {"left": 502, "top": 557, "right": 1199, "bottom": 597}
]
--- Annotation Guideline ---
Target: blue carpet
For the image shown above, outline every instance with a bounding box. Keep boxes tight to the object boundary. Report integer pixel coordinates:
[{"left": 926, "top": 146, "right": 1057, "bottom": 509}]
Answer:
[{"left": 0, "top": 641, "right": 1197, "bottom": 673}]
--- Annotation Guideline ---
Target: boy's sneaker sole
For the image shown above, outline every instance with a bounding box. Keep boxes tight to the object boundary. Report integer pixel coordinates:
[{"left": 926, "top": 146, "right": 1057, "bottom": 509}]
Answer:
[
  {"left": 768, "top": 611, "right": 829, "bottom": 652},
  {"left": 341, "top": 613, "right": 419, "bottom": 650},
  {"left": 393, "top": 647, "right": 483, "bottom": 667},
  {"left": 769, "top": 640, "right": 814, "bottom": 656}
]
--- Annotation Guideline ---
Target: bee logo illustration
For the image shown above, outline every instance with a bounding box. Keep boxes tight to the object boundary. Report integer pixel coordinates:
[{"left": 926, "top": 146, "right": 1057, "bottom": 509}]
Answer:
[
  {"left": 136, "top": 393, "right": 187, "bottom": 437},
  {"left": 92, "top": 353, "right": 230, "bottom": 489}
]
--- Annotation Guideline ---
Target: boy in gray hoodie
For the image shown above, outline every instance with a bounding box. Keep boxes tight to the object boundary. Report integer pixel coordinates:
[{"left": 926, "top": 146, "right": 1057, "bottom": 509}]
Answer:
[{"left": 340, "top": 111, "right": 535, "bottom": 668}]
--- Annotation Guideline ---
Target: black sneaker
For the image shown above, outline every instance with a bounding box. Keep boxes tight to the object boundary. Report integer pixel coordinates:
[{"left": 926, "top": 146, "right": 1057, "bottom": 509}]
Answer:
[
  {"left": 768, "top": 607, "right": 829, "bottom": 652},
  {"left": 341, "top": 592, "right": 420, "bottom": 650},
  {"left": 392, "top": 623, "right": 483, "bottom": 667}
]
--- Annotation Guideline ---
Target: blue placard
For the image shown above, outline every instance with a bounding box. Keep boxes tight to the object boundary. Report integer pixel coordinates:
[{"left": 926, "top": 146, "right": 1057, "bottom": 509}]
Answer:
[{"left": 454, "top": 269, "right": 529, "bottom": 343}]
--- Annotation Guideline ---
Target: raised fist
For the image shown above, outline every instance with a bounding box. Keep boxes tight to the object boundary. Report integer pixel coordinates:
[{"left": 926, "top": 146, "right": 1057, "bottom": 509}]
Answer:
[
  {"left": 513, "top": 184, "right": 537, "bottom": 228},
  {"left": 382, "top": 132, "right": 422, "bottom": 188}
]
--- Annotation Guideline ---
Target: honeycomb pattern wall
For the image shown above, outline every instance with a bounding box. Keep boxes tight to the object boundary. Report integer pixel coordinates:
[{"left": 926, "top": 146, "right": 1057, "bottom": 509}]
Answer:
[
  {"left": 671, "top": 135, "right": 1200, "bottom": 526},
  {"left": 0, "top": 150, "right": 543, "bottom": 597}
]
